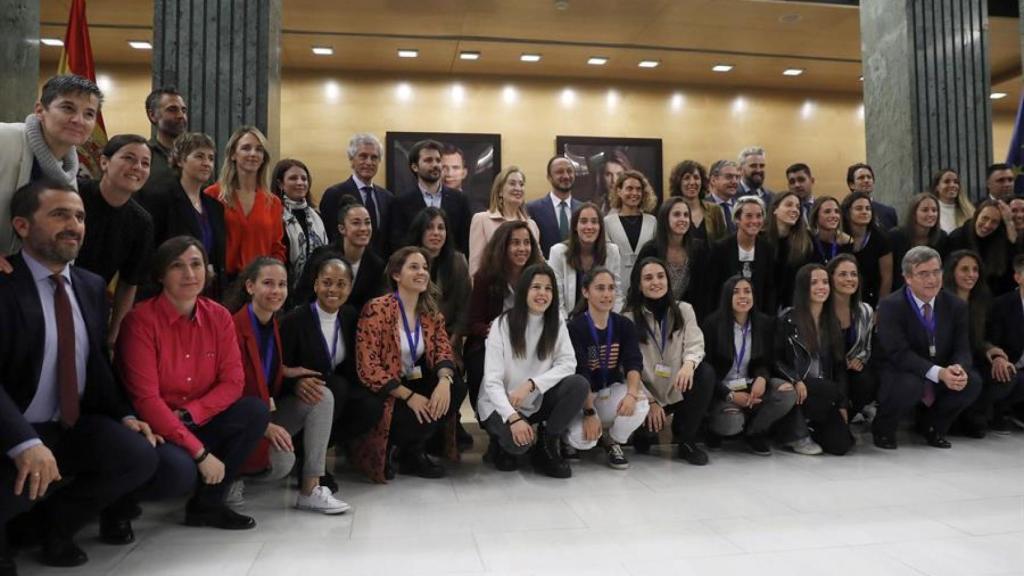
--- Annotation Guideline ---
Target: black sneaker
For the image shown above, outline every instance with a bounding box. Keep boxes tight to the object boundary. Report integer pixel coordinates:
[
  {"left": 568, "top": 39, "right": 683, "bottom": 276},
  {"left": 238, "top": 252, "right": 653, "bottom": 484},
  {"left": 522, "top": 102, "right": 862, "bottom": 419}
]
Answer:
[
  {"left": 704, "top": 430, "right": 723, "bottom": 450},
  {"left": 561, "top": 442, "right": 580, "bottom": 460},
  {"left": 745, "top": 434, "right": 772, "bottom": 456},
  {"left": 493, "top": 443, "right": 519, "bottom": 472},
  {"left": 990, "top": 414, "right": 1013, "bottom": 436},
  {"left": 605, "top": 443, "right": 630, "bottom": 470},
  {"left": 632, "top": 431, "right": 654, "bottom": 455},
  {"left": 676, "top": 441, "right": 709, "bottom": 465}
]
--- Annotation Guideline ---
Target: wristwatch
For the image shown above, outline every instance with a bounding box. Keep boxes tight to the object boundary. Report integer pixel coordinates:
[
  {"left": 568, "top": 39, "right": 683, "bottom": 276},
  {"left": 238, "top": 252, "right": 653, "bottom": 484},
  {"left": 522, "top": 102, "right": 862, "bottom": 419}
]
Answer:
[{"left": 583, "top": 408, "right": 597, "bottom": 417}]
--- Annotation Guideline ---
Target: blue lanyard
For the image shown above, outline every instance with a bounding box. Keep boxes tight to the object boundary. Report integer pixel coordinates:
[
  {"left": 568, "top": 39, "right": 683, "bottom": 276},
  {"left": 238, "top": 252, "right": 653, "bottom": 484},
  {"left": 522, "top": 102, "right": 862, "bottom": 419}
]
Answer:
[
  {"left": 310, "top": 303, "right": 343, "bottom": 367},
  {"left": 814, "top": 235, "right": 838, "bottom": 263},
  {"left": 904, "top": 287, "right": 936, "bottom": 342},
  {"left": 248, "top": 304, "right": 275, "bottom": 386},
  {"left": 858, "top": 231, "right": 872, "bottom": 251},
  {"left": 645, "top": 315, "right": 669, "bottom": 357},
  {"left": 732, "top": 320, "right": 751, "bottom": 374},
  {"left": 585, "top": 311, "right": 614, "bottom": 386},
  {"left": 394, "top": 292, "right": 422, "bottom": 373}
]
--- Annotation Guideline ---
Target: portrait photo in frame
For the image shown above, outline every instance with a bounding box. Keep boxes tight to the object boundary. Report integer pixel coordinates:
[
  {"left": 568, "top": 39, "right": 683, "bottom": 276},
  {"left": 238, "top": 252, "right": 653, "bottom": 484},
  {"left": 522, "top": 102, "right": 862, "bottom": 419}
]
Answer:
[
  {"left": 554, "top": 136, "right": 664, "bottom": 212},
  {"left": 386, "top": 131, "right": 502, "bottom": 214}
]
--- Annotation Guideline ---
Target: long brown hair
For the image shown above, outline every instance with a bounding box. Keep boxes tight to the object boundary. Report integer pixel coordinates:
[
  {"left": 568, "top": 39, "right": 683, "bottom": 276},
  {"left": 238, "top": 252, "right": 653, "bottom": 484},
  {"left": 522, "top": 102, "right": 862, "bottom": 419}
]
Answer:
[
  {"left": 217, "top": 125, "right": 272, "bottom": 208},
  {"left": 565, "top": 202, "right": 608, "bottom": 272},
  {"left": 768, "top": 191, "right": 812, "bottom": 265},
  {"left": 475, "top": 220, "right": 544, "bottom": 300},
  {"left": 386, "top": 246, "right": 440, "bottom": 316}
]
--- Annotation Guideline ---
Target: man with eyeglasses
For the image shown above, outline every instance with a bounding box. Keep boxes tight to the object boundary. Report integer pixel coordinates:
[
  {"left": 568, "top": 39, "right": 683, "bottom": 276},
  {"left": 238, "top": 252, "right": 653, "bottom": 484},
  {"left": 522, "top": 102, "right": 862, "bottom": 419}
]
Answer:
[
  {"left": 707, "top": 160, "right": 741, "bottom": 233},
  {"left": 872, "top": 246, "right": 981, "bottom": 450}
]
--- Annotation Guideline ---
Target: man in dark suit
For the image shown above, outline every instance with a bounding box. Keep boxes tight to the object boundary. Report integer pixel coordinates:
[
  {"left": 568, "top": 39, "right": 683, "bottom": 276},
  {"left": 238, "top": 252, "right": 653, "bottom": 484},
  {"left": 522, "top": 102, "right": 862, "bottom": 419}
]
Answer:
[
  {"left": 390, "top": 140, "right": 471, "bottom": 255},
  {"left": 847, "top": 162, "right": 898, "bottom": 230},
  {"left": 1, "top": 180, "right": 159, "bottom": 574},
  {"left": 873, "top": 246, "right": 981, "bottom": 449},
  {"left": 319, "top": 133, "right": 393, "bottom": 257},
  {"left": 736, "top": 146, "right": 774, "bottom": 207},
  {"left": 526, "top": 155, "right": 582, "bottom": 259},
  {"left": 982, "top": 254, "right": 1024, "bottom": 433}
]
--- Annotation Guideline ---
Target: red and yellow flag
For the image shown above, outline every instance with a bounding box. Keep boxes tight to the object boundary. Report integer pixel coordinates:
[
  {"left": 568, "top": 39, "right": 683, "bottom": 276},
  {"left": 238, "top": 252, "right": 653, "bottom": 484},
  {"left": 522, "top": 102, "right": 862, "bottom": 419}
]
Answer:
[{"left": 57, "top": 0, "right": 107, "bottom": 179}]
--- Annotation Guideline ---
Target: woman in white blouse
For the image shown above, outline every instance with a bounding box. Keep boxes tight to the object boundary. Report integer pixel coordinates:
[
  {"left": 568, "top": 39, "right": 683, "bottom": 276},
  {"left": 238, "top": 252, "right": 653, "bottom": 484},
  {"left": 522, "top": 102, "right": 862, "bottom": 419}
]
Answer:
[
  {"left": 477, "top": 263, "right": 588, "bottom": 478},
  {"left": 604, "top": 170, "right": 657, "bottom": 294},
  {"left": 548, "top": 202, "right": 623, "bottom": 318}
]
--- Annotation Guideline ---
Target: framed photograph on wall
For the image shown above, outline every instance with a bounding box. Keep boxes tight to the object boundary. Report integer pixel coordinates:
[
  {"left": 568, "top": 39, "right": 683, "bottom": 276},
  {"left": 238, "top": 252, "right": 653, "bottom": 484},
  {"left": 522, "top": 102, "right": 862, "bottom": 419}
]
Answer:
[
  {"left": 554, "top": 136, "right": 664, "bottom": 212},
  {"left": 386, "top": 131, "right": 502, "bottom": 214}
]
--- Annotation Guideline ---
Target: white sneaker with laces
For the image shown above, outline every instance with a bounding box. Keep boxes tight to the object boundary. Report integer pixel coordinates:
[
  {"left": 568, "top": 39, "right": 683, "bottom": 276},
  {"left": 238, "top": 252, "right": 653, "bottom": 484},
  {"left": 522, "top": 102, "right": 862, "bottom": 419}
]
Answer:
[
  {"left": 225, "top": 480, "right": 245, "bottom": 506},
  {"left": 296, "top": 486, "right": 351, "bottom": 515},
  {"left": 788, "top": 436, "right": 823, "bottom": 455}
]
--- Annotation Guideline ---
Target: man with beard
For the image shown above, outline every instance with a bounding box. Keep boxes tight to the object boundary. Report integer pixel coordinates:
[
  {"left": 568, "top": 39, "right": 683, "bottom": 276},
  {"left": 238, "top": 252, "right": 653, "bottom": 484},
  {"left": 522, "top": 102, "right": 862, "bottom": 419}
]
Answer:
[
  {"left": 138, "top": 87, "right": 188, "bottom": 202},
  {"left": 736, "top": 146, "right": 774, "bottom": 206},
  {"left": 390, "top": 139, "right": 471, "bottom": 254},
  {"left": 707, "top": 159, "right": 742, "bottom": 233},
  {"left": 0, "top": 180, "right": 159, "bottom": 574},
  {"left": 846, "top": 162, "right": 899, "bottom": 230},
  {"left": 785, "top": 163, "right": 816, "bottom": 222},
  {"left": 527, "top": 155, "right": 583, "bottom": 258},
  {"left": 985, "top": 163, "right": 1016, "bottom": 203},
  {"left": 320, "top": 133, "right": 393, "bottom": 256}
]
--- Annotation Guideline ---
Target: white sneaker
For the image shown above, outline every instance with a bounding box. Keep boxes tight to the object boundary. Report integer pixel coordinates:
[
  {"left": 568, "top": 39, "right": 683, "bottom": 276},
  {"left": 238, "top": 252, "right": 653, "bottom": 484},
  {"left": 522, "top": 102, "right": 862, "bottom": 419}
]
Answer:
[
  {"left": 296, "top": 486, "right": 351, "bottom": 515},
  {"left": 788, "top": 437, "right": 823, "bottom": 456},
  {"left": 225, "top": 480, "right": 245, "bottom": 506}
]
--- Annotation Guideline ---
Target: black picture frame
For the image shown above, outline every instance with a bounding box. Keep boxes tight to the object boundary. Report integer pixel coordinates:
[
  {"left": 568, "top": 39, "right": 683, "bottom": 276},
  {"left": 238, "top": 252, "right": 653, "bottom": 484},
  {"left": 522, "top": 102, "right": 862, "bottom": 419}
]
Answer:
[
  {"left": 385, "top": 131, "right": 502, "bottom": 214},
  {"left": 554, "top": 135, "right": 664, "bottom": 212}
]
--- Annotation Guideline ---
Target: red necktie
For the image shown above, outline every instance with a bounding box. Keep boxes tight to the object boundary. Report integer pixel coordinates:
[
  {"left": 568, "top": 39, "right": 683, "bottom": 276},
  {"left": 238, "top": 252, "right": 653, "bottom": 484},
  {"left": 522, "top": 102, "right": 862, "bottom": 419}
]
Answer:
[
  {"left": 921, "top": 303, "right": 935, "bottom": 407},
  {"left": 52, "top": 274, "right": 79, "bottom": 427}
]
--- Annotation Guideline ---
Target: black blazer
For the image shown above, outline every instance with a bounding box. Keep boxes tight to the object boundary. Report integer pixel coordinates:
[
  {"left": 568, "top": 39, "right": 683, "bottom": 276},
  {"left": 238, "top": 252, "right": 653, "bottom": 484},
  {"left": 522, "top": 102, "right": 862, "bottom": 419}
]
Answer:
[
  {"left": 526, "top": 195, "right": 583, "bottom": 259},
  {"left": 709, "top": 234, "right": 777, "bottom": 315},
  {"left": 390, "top": 185, "right": 471, "bottom": 256},
  {"left": 636, "top": 239, "right": 712, "bottom": 322},
  {"left": 700, "top": 310, "right": 775, "bottom": 400},
  {"left": 0, "top": 254, "right": 132, "bottom": 452},
  {"left": 876, "top": 288, "right": 973, "bottom": 377},
  {"left": 872, "top": 200, "right": 899, "bottom": 231},
  {"left": 278, "top": 303, "right": 359, "bottom": 396},
  {"left": 987, "top": 290, "right": 1024, "bottom": 368},
  {"left": 887, "top": 227, "right": 949, "bottom": 290},
  {"left": 320, "top": 176, "right": 393, "bottom": 257},
  {"left": 294, "top": 241, "right": 386, "bottom": 316}
]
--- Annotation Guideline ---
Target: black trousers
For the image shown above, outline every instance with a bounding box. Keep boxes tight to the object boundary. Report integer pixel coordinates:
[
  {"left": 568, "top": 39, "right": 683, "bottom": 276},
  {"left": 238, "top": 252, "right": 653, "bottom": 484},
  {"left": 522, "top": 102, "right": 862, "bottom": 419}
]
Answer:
[
  {"left": 481, "top": 374, "right": 589, "bottom": 455},
  {"left": 185, "top": 397, "right": 269, "bottom": 507},
  {"left": 464, "top": 340, "right": 485, "bottom": 413},
  {"left": 962, "top": 371, "right": 1024, "bottom": 426},
  {"left": 872, "top": 368, "right": 982, "bottom": 437},
  {"left": 388, "top": 363, "right": 465, "bottom": 453},
  {"left": 778, "top": 377, "right": 853, "bottom": 455},
  {"left": 0, "top": 415, "right": 158, "bottom": 543},
  {"left": 847, "top": 367, "right": 878, "bottom": 415},
  {"left": 324, "top": 374, "right": 351, "bottom": 445},
  {"left": 634, "top": 361, "right": 716, "bottom": 443}
]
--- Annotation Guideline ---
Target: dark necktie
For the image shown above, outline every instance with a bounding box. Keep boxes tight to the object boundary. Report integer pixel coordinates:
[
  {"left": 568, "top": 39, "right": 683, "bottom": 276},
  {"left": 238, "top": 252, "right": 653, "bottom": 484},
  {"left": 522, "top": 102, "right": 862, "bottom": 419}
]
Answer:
[
  {"left": 921, "top": 303, "right": 935, "bottom": 407},
  {"left": 362, "top": 186, "right": 379, "bottom": 231},
  {"left": 558, "top": 201, "right": 570, "bottom": 240},
  {"left": 52, "top": 274, "right": 79, "bottom": 427}
]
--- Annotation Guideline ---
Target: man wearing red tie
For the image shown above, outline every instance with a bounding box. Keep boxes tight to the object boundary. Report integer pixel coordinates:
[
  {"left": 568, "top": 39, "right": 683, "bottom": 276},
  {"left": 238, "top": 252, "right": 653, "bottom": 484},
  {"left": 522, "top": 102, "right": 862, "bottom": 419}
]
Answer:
[{"left": 0, "top": 180, "right": 158, "bottom": 574}]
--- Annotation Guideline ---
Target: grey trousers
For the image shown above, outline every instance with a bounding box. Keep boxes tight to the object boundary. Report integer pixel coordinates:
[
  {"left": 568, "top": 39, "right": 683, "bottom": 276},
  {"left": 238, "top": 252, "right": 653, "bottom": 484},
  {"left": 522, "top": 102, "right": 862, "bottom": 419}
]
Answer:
[
  {"left": 261, "top": 388, "right": 336, "bottom": 481},
  {"left": 708, "top": 379, "right": 796, "bottom": 437}
]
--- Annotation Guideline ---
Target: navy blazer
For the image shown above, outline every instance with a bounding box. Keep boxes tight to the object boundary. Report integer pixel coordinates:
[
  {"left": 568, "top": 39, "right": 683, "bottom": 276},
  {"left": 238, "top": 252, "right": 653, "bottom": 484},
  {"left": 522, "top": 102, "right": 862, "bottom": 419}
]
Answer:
[
  {"left": 987, "top": 290, "right": 1024, "bottom": 368},
  {"left": 390, "top": 185, "right": 471, "bottom": 256},
  {"left": 320, "top": 176, "right": 393, "bottom": 257},
  {"left": 876, "top": 287, "right": 972, "bottom": 377},
  {"left": 278, "top": 303, "right": 359, "bottom": 396},
  {"left": 526, "top": 195, "right": 583, "bottom": 259},
  {"left": 872, "top": 200, "right": 899, "bottom": 231},
  {"left": 0, "top": 253, "right": 132, "bottom": 453}
]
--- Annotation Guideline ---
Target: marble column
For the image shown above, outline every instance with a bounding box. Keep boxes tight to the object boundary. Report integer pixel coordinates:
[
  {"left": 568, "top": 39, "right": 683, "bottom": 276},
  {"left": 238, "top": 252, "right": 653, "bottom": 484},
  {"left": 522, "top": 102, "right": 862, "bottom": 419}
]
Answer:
[
  {"left": 0, "top": 0, "right": 40, "bottom": 123},
  {"left": 152, "top": 0, "right": 281, "bottom": 158},
  {"left": 860, "top": 0, "right": 991, "bottom": 211}
]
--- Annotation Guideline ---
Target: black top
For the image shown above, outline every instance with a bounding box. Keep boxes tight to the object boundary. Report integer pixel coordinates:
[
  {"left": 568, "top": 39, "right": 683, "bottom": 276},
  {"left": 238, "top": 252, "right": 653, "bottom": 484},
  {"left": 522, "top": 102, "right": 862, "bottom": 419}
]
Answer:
[
  {"left": 948, "top": 225, "right": 1020, "bottom": 296},
  {"left": 700, "top": 310, "right": 775, "bottom": 400},
  {"left": 808, "top": 235, "right": 854, "bottom": 267},
  {"left": 75, "top": 180, "right": 155, "bottom": 286},
  {"left": 636, "top": 239, "right": 712, "bottom": 321},
  {"left": 709, "top": 234, "right": 778, "bottom": 315},
  {"left": 296, "top": 242, "right": 385, "bottom": 316},
  {"left": 618, "top": 214, "right": 644, "bottom": 252},
  {"left": 888, "top": 227, "right": 948, "bottom": 290},
  {"left": 278, "top": 303, "right": 359, "bottom": 396},
  {"left": 567, "top": 312, "right": 643, "bottom": 392},
  {"left": 773, "top": 234, "right": 813, "bottom": 312},
  {"left": 852, "top": 228, "right": 892, "bottom": 307}
]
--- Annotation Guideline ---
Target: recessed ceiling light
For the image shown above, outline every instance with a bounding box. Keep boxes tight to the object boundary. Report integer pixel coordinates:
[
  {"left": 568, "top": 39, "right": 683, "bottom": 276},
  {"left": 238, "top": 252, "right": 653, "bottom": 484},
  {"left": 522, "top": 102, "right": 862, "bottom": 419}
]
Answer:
[
  {"left": 858, "top": 75, "right": 864, "bottom": 82},
  {"left": 128, "top": 41, "right": 152, "bottom": 50},
  {"left": 311, "top": 46, "right": 334, "bottom": 56},
  {"left": 40, "top": 38, "right": 64, "bottom": 47},
  {"left": 991, "top": 92, "right": 1008, "bottom": 100},
  {"left": 712, "top": 64, "right": 733, "bottom": 72},
  {"left": 397, "top": 49, "right": 418, "bottom": 58},
  {"left": 521, "top": 53, "right": 542, "bottom": 62},
  {"left": 638, "top": 60, "right": 660, "bottom": 68},
  {"left": 783, "top": 68, "right": 804, "bottom": 76},
  {"left": 459, "top": 51, "right": 480, "bottom": 60},
  {"left": 587, "top": 57, "right": 608, "bottom": 65}
]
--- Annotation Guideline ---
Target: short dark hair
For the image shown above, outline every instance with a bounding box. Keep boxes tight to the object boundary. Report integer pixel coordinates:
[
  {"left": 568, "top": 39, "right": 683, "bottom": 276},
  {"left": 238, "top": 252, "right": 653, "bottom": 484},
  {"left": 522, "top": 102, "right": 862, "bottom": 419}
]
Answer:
[
  {"left": 786, "top": 163, "right": 812, "bottom": 178},
  {"left": 39, "top": 74, "right": 103, "bottom": 108},
  {"left": 668, "top": 160, "right": 707, "bottom": 198},
  {"left": 408, "top": 139, "right": 444, "bottom": 167},
  {"left": 546, "top": 155, "right": 572, "bottom": 177},
  {"left": 987, "top": 163, "right": 1012, "bottom": 179},
  {"left": 145, "top": 86, "right": 183, "bottom": 119},
  {"left": 441, "top": 144, "right": 466, "bottom": 163},
  {"left": 10, "top": 179, "right": 76, "bottom": 222},
  {"left": 270, "top": 158, "right": 313, "bottom": 204},
  {"left": 101, "top": 134, "right": 149, "bottom": 158},
  {"left": 151, "top": 236, "right": 209, "bottom": 285},
  {"left": 846, "top": 163, "right": 873, "bottom": 186}
]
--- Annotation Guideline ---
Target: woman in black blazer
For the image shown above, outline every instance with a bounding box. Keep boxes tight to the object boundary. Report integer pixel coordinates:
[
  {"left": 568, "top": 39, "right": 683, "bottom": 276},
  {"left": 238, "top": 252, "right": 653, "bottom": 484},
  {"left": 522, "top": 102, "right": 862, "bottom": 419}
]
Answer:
[
  {"left": 700, "top": 275, "right": 794, "bottom": 455},
  {"left": 709, "top": 197, "right": 778, "bottom": 315}
]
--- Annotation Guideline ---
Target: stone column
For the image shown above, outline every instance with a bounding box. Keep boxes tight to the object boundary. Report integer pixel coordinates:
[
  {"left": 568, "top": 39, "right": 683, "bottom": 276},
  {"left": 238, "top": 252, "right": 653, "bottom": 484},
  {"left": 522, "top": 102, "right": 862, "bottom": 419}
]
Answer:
[
  {"left": 860, "top": 0, "right": 991, "bottom": 211},
  {"left": 0, "top": 0, "right": 40, "bottom": 123},
  {"left": 152, "top": 0, "right": 281, "bottom": 158}
]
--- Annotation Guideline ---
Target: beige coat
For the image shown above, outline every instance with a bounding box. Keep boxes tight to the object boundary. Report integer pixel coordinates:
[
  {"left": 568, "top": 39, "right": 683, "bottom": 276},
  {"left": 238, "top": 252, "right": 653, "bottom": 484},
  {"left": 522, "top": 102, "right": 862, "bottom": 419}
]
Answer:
[{"left": 622, "top": 302, "right": 706, "bottom": 406}]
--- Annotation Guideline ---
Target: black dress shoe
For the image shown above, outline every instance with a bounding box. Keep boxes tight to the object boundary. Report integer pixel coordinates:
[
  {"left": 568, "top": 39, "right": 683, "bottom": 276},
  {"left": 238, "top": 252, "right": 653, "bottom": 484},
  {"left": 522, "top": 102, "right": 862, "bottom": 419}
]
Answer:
[
  {"left": 384, "top": 445, "right": 398, "bottom": 480},
  {"left": 676, "top": 441, "right": 709, "bottom": 466},
  {"left": 99, "top": 516, "right": 135, "bottom": 545},
  {"left": 0, "top": 550, "right": 16, "bottom": 576},
  {"left": 925, "top": 429, "right": 952, "bottom": 449},
  {"left": 631, "top": 431, "right": 654, "bottom": 455},
  {"left": 184, "top": 503, "right": 256, "bottom": 530},
  {"left": 39, "top": 536, "right": 87, "bottom": 568},
  {"left": 399, "top": 451, "right": 446, "bottom": 479},
  {"left": 492, "top": 443, "right": 519, "bottom": 472},
  {"left": 873, "top": 433, "right": 898, "bottom": 450}
]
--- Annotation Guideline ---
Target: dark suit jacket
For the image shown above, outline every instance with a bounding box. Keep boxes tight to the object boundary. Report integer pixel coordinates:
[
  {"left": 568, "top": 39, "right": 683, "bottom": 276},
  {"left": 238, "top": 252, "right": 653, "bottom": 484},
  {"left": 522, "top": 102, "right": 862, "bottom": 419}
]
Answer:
[
  {"left": 700, "top": 310, "right": 775, "bottom": 400},
  {"left": 390, "top": 185, "right": 471, "bottom": 255},
  {"left": 320, "top": 176, "right": 393, "bottom": 257},
  {"left": 987, "top": 290, "right": 1024, "bottom": 368},
  {"left": 294, "top": 241, "right": 385, "bottom": 316},
  {"left": 278, "top": 303, "right": 359, "bottom": 396},
  {"left": 526, "top": 195, "right": 583, "bottom": 259},
  {"left": 876, "top": 288, "right": 973, "bottom": 377},
  {"left": 0, "top": 254, "right": 132, "bottom": 453},
  {"left": 872, "top": 200, "right": 899, "bottom": 231},
  {"left": 709, "top": 234, "right": 777, "bottom": 315}
]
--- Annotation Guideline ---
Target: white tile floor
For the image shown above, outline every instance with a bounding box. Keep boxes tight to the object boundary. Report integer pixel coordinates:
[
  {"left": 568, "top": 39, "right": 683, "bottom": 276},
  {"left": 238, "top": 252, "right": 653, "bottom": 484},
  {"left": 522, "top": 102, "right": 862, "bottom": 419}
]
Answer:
[{"left": 16, "top": 427, "right": 1024, "bottom": 576}]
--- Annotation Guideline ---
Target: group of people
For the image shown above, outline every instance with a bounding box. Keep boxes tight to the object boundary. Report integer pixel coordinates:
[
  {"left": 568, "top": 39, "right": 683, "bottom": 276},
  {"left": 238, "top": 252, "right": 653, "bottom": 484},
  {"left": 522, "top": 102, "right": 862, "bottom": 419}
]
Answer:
[{"left": 1, "top": 73, "right": 1023, "bottom": 576}]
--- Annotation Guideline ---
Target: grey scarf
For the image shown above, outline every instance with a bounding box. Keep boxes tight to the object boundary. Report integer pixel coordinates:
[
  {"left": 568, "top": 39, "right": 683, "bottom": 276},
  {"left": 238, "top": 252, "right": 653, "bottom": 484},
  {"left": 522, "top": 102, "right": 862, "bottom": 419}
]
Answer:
[{"left": 24, "top": 114, "right": 79, "bottom": 187}]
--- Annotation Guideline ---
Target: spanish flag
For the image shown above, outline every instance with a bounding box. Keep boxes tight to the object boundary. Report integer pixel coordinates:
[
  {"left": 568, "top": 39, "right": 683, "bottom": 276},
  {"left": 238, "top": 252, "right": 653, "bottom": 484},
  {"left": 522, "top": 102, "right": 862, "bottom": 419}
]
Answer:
[{"left": 57, "top": 0, "right": 107, "bottom": 179}]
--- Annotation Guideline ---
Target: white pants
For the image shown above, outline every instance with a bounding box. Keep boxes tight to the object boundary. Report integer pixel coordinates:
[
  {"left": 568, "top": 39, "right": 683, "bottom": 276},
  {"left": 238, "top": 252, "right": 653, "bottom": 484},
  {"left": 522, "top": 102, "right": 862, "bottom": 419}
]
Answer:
[{"left": 566, "top": 382, "right": 650, "bottom": 449}]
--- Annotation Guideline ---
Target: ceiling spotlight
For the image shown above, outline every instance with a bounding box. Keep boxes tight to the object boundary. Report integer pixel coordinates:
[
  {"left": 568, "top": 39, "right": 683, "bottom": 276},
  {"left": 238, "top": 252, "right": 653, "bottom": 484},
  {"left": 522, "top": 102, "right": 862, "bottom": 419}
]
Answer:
[
  {"left": 398, "top": 49, "right": 419, "bottom": 58},
  {"left": 128, "top": 41, "right": 152, "bottom": 50},
  {"left": 459, "top": 51, "right": 480, "bottom": 60},
  {"left": 991, "top": 92, "right": 1008, "bottom": 100},
  {"left": 587, "top": 57, "right": 608, "bottom": 65},
  {"left": 712, "top": 64, "right": 733, "bottom": 72},
  {"left": 521, "top": 53, "right": 542, "bottom": 62},
  {"left": 783, "top": 68, "right": 804, "bottom": 76},
  {"left": 554, "top": 0, "right": 570, "bottom": 10},
  {"left": 40, "top": 38, "right": 64, "bottom": 47},
  {"left": 311, "top": 46, "right": 334, "bottom": 56},
  {"left": 859, "top": 75, "right": 864, "bottom": 82},
  {"left": 638, "top": 60, "right": 660, "bottom": 68}
]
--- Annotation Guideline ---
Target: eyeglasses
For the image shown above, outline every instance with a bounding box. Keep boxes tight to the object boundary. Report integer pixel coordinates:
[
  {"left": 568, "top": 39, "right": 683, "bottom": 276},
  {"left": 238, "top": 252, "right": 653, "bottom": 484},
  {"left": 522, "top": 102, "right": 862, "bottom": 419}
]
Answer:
[{"left": 910, "top": 269, "right": 942, "bottom": 280}]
